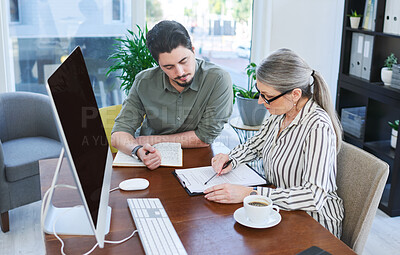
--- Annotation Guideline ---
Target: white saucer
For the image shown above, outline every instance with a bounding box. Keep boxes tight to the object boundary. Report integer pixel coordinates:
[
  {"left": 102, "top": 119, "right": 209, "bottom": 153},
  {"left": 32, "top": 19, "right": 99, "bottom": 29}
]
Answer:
[{"left": 233, "top": 207, "right": 281, "bottom": 229}]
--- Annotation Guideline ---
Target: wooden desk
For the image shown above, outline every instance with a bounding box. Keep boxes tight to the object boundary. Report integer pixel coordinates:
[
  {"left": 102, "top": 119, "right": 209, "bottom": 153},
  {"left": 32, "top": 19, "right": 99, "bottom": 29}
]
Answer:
[{"left": 40, "top": 147, "right": 355, "bottom": 254}]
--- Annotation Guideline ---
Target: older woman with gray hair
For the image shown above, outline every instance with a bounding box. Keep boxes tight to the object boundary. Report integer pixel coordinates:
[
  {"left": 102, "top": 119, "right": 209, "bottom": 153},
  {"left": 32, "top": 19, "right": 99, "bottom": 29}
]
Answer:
[{"left": 204, "top": 48, "right": 344, "bottom": 238}]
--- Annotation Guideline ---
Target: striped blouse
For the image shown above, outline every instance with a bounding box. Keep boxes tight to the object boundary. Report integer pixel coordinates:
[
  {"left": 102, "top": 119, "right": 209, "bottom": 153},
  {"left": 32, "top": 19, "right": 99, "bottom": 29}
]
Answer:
[{"left": 229, "top": 99, "right": 344, "bottom": 238}]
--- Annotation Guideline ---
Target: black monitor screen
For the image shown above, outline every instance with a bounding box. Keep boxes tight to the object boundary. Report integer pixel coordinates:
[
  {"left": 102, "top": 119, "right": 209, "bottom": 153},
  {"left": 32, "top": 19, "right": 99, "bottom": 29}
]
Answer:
[{"left": 47, "top": 46, "right": 108, "bottom": 227}]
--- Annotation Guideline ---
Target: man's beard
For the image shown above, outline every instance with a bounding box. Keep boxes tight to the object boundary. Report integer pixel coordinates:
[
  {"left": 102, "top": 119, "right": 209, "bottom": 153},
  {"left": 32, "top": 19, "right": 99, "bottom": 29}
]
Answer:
[{"left": 173, "top": 74, "right": 194, "bottom": 87}]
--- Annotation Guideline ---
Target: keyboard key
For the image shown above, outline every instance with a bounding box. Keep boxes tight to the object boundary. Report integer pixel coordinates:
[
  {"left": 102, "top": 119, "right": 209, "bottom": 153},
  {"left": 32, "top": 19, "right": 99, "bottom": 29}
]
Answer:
[
  {"left": 143, "top": 199, "right": 151, "bottom": 208},
  {"left": 133, "top": 199, "right": 140, "bottom": 208},
  {"left": 157, "top": 218, "right": 177, "bottom": 254},
  {"left": 154, "top": 199, "right": 163, "bottom": 209},
  {"left": 160, "top": 209, "right": 168, "bottom": 218},
  {"left": 149, "top": 199, "right": 157, "bottom": 208},
  {"left": 138, "top": 199, "right": 145, "bottom": 208}
]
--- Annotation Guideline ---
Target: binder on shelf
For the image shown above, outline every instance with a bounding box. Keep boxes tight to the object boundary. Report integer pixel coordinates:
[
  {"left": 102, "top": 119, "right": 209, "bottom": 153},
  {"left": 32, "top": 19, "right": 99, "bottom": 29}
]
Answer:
[
  {"left": 362, "top": 0, "right": 377, "bottom": 31},
  {"left": 383, "top": 0, "right": 400, "bottom": 35},
  {"left": 383, "top": 0, "right": 394, "bottom": 34},
  {"left": 371, "top": 0, "right": 378, "bottom": 31},
  {"left": 394, "top": 1, "right": 400, "bottom": 35},
  {"left": 391, "top": 64, "right": 400, "bottom": 89},
  {"left": 349, "top": 33, "right": 364, "bottom": 77},
  {"left": 361, "top": 35, "right": 374, "bottom": 80}
]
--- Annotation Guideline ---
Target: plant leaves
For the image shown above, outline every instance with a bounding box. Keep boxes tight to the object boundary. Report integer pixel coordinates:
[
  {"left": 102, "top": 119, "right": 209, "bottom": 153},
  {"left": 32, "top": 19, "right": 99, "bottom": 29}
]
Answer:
[
  {"left": 232, "top": 62, "right": 260, "bottom": 102},
  {"left": 388, "top": 120, "right": 399, "bottom": 131},
  {"left": 107, "top": 25, "right": 157, "bottom": 95}
]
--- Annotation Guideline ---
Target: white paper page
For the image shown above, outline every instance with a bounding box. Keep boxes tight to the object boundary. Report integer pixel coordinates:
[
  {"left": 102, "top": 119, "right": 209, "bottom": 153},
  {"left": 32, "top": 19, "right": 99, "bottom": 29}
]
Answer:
[
  {"left": 175, "top": 164, "right": 266, "bottom": 193},
  {"left": 153, "top": 143, "right": 182, "bottom": 166},
  {"left": 113, "top": 151, "right": 145, "bottom": 167}
]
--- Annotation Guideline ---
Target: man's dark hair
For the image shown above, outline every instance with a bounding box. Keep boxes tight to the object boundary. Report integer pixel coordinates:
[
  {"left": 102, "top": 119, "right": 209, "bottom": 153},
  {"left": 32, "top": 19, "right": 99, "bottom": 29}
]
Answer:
[{"left": 146, "top": 20, "right": 193, "bottom": 62}]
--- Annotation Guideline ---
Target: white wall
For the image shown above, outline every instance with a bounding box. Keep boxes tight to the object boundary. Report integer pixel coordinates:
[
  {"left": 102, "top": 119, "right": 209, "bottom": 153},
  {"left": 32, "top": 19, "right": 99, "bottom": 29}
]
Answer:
[{"left": 252, "top": 0, "right": 345, "bottom": 105}]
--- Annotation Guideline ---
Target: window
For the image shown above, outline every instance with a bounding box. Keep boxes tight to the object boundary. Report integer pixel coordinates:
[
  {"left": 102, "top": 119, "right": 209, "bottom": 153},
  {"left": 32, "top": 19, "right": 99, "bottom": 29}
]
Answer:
[
  {"left": 5, "top": 0, "right": 134, "bottom": 108},
  {"left": 9, "top": 0, "right": 20, "bottom": 23},
  {"left": 112, "top": 0, "right": 123, "bottom": 21},
  {"left": 2, "top": 0, "right": 254, "bottom": 105},
  {"left": 146, "top": 0, "right": 253, "bottom": 89}
]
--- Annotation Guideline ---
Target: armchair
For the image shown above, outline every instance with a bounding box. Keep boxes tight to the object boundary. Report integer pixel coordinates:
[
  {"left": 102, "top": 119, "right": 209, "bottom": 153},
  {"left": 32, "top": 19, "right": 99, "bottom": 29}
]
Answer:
[{"left": 0, "top": 92, "right": 61, "bottom": 232}]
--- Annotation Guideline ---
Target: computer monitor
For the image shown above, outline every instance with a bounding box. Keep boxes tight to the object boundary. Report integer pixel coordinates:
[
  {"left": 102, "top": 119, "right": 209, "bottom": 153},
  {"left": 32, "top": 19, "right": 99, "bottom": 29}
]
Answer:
[{"left": 43, "top": 46, "right": 113, "bottom": 248}]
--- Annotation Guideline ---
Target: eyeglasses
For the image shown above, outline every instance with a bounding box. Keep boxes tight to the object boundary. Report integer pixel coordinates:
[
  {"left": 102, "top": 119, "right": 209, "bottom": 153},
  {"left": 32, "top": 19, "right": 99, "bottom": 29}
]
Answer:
[{"left": 255, "top": 83, "right": 293, "bottom": 105}]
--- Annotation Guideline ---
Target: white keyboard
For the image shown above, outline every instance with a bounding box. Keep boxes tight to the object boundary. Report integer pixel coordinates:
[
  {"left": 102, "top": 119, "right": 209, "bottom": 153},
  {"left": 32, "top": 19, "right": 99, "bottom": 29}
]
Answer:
[{"left": 127, "top": 198, "right": 187, "bottom": 255}]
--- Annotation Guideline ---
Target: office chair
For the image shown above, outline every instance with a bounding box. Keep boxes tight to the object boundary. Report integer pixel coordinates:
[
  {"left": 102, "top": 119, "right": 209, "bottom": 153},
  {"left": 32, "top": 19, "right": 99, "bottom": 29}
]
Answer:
[
  {"left": 99, "top": 104, "right": 122, "bottom": 153},
  {"left": 0, "top": 92, "right": 61, "bottom": 232},
  {"left": 336, "top": 141, "right": 389, "bottom": 254}
]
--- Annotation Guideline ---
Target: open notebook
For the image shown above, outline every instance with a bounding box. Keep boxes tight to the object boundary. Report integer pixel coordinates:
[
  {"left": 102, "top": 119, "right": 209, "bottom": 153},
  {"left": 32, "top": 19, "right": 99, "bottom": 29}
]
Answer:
[{"left": 112, "top": 142, "right": 183, "bottom": 167}]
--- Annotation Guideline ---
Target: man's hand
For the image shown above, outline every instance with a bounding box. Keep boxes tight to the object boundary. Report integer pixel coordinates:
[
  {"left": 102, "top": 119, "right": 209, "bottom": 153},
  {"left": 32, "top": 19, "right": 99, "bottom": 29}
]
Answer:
[{"left": 137, "top": 144, "right": 161, "bottom": 170}]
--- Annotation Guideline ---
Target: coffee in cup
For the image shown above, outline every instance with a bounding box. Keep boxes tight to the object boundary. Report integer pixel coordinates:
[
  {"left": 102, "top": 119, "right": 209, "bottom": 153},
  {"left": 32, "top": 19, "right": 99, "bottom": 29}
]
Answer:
[
  {"left": 248, "top": 201, "right": 269, "bottom": 207},
  {"left": 243, "top": 195, "right": 279, "bottom": 224}
]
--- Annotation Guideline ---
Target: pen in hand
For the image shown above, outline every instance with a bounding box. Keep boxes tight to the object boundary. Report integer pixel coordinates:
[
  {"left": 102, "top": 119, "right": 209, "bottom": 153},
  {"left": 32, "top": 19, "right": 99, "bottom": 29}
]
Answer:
[{"left": 204, "top": 159, "right": 233, "bottom": 185}]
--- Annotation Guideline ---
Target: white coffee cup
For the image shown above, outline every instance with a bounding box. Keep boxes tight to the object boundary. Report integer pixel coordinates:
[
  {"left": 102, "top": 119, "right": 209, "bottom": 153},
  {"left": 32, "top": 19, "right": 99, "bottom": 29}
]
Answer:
[{"left": 243, "top": 195, "right": 279, "bottom": 224}]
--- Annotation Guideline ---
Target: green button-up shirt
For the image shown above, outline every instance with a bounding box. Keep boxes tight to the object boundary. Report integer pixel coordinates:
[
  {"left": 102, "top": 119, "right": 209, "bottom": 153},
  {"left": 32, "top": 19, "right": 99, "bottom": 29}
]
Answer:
[{"left": 112, "top": 58, "right": 233, "bottom": 144}]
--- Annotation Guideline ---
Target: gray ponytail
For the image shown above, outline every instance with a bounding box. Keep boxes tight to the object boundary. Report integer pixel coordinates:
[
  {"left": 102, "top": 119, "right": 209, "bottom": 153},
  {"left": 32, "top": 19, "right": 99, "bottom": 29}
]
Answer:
[{"left": 256, "top": 48, "right": 342, "bottom": 150}]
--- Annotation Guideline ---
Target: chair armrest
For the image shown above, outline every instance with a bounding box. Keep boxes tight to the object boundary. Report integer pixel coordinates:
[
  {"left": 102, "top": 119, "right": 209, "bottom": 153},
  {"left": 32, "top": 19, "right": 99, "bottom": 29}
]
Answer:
[
  {"left": 0, "top": 140, "right": 9, "bottom": 213},
  {"left": 0, "top": 140, "right": 4, "bottom": 172}
]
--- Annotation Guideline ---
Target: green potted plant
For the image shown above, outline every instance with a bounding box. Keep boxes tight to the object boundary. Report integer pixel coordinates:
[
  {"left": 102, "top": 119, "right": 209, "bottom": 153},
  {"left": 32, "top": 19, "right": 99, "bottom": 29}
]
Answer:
[
  {"left": 347, "top": 9, "right": 362, "bottom": 29},
  {"left": 381, "top": 53, "right": 398, "bottom": 86},
  {"left": 107, "top": 25, "right": 157, "bottom": 95},
  {"left": 388, "top": 120, "right": 399, "bottom": 149},
  {"left": 233, "top": 62, "right": 267, "bottom": 126}
]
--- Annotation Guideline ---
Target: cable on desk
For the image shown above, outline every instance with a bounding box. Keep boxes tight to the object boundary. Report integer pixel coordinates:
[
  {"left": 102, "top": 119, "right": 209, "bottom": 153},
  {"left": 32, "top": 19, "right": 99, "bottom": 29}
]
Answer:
[
  {"left": 40, "top": 184, "right": 77, "bottom": 234},
  {"left": 41, "top": 184, "right": 137, "bottom": 255},
  {"left": 109, "top": 186, "right": 120, "bottom": 192},
  {"left": 82, "top": 230, "right": 138, "bottom": 255},
  {"left": 54, "top": 205, "right": 82, "bottom": 255},
  {"left": 40, "top": 184, "right": 78, "bottom": 255}
]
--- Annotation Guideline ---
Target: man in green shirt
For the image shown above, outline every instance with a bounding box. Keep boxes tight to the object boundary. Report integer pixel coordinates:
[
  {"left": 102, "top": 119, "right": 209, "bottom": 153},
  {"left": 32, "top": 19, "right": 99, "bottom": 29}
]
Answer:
[{"left": 111, "top": 20, "right": 233, "bottom": 170}]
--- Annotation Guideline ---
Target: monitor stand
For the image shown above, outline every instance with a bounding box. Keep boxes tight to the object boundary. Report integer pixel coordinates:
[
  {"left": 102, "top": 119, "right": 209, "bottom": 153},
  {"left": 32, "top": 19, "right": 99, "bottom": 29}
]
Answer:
[{"left": 42, "top": 148, "right": 111, "bottom": 235}]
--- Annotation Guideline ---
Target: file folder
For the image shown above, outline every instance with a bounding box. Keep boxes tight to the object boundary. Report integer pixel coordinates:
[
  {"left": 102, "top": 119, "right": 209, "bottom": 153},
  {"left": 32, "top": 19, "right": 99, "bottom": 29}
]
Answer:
[
  {"left": 383, "top": 0, "right": 394, "bottom": 34},
  {"left": 362, "top": 0, "right": 377, "bottom": 31},
  {"left": 394, "top": 1, "right": 400, "bottom": 35},
  {"left": 349, "top": 33, "right": 364, "bottom": 77},
  {"left": 391, "top": 64, "right": 400, "bottom": 89},
  {"left": 361, "top": 35, "right": 374, "bottom": 80},
  {"left": 383, "top": 0, "right": 400, "bottom": 35}
]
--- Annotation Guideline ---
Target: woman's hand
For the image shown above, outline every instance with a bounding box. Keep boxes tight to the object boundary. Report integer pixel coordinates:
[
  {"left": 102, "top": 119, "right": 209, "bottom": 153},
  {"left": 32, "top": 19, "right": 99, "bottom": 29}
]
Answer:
[
  {"left": 204, "top": 183, "right": 253, "bottom": 204},
  {"left": 211, "top": 153, "right": 233, "bottom": 175}
]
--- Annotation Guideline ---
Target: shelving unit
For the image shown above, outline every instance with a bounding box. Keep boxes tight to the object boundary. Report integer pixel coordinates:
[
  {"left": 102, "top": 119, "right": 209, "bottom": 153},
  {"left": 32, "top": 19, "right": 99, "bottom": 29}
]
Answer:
[{"left": 337, "top": 0, "right": 400, "bottom": 216}]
